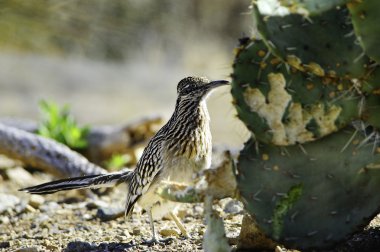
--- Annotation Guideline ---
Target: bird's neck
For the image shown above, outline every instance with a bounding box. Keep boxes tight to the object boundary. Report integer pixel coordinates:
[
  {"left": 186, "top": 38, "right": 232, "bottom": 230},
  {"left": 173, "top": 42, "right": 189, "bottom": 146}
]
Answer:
[
  {"left": 175, "top": 98, "right": 209, "bottom": 125},
  {"left": 164, "top": 98, "right": 210, "bottom": 139}
]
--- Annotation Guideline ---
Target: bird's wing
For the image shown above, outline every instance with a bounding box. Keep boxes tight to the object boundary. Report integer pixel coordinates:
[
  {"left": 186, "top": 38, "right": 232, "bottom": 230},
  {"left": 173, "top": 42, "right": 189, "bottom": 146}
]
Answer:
[{"left": 124, "top": 132, "right": 165, "bottom": 217}]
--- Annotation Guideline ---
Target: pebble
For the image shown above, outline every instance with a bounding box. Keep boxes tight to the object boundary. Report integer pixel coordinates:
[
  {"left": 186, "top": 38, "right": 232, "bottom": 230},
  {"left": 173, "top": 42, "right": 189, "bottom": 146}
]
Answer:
[
  {"left": 40, "top": 201, "right": 61, "bottom": 213},
  {"left": 123, "top": 230, "right": 131, "bottom": 238},
  {"left": 132, "top": 227, "right": 141, "bottom": 235},
  {"left": 0, "top": 216, "right": 10, "bottom": 224},
  {"left": 159, "top": 228, "right": 179, "bottom": 237},
  {"left": 5, "top": 167, "right": 35, "bottom": 186},
  {"left": 177, "top": 209, "right": 187, "bottom": 219},
  {"left": 223, "top": 199, "right": 244, "bottom": 214},
  {"left": 0, "top": 193, "right": 20, "bottom": 213},
  {"left": 0, "top": 241, "right": 10, "bottom": 248},
  {"left": 28, "top": 195, "right": 45, "bottom": 208},
  {"left": 96, "top": 206, "right": 124, "bottom": 221}
]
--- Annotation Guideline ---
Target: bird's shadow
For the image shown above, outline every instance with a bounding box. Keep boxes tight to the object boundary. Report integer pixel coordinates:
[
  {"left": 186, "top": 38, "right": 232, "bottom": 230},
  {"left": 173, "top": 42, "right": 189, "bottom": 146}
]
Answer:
[{"left": 63, "top": 241, "right": 137, "bottom": 252}]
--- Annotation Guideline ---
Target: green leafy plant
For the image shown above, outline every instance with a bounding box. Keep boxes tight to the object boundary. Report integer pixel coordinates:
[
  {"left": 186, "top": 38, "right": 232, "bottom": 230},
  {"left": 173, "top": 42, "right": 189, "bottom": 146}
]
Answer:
[
  {"left": 37, "top": 100, "right": 90, "bottom": 149},
  {"left": 105, "top": 154, "right": 131, "bottom": 171}
]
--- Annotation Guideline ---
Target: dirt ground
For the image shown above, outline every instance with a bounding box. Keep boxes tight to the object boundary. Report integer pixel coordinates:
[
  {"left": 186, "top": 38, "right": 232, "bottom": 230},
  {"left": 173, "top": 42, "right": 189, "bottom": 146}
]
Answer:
[
  {"left": 0, "top": 162, "right": 243, "bottom": 252},
  {"left": 1, "top": 158, "right": 380, "bottom": 252}
]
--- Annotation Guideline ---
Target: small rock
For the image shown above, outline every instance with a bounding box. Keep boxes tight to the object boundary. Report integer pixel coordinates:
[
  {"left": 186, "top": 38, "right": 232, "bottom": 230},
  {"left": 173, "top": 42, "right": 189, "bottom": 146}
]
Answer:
[
  {"left": 0, "top": 193, "right": 20, "bottom": 213},
  {"left": 14, "top": 201, "right": 28, "bottom": 214},
  {"left": 177, "top": 209, "right": 187, "bottom": 219},
  {"left": 0, "top": 241, "right": 10, "bottom": 248},
  {"left": 0, "top": 155, "right": 19, "bottom": 169},
  {"left": 25, "top": 204, "right": 36, "bottom": 213},
  {"left": 45, "top": 245, "right": 59, "bottom": 251},
  {"left": 36, "top": 214, "right": 50, "bottom": 224},
  {"left": 115, "top": 235, "right": 127, "bottom": 241},
  {"left": 40, "top": 201, "right": 61, "bottom": 213},
  {"left": 15, "top": 246, "right": 38, "bottom": 252},
  {"left": 28, "top": 195, "right": 45, "bottom": 208},
  {"left": 0, "top": 216, "right": 10, "bottom": 224},
  {"left": 82, "top": 213, "right": 92, "bottom": 220},
  {"left": 132, "top": 227, "right": 141, "bottom": 235},
  {"left": 86, "top": 199, "right": 109, "bottom": 210},
  {"left": 123, "top": 230, "right": 131, "bottom": 238},
  {"left": 5, "top": 167, "right": 35, "bottom": 186},
  {"left": 160, "top": 229, "right": 179, "bottom": 237},
  {"left": 96, "top": 206, "right": 124, "bottom": 221},
  {"left": 223, "top": 199, "right": 243, "bottom": 214},
  {"left": 194, "top": 205, "right": 203, "bottom": 215}
]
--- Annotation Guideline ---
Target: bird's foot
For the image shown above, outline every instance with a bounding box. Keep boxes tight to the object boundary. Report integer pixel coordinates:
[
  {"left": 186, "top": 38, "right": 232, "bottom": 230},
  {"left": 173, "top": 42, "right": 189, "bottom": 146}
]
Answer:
[
  {"left": 141, "top": 237, "right": 173, "bottom": 246},
  {"left": 178, "top": 231, "right": 190, "bottom": 240}
]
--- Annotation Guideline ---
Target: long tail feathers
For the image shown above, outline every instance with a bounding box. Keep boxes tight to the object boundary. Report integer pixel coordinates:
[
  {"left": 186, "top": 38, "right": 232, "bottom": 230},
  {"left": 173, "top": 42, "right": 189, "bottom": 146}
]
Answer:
[{"left": 19, "top": 171, "right": 132, "bottom": 194}]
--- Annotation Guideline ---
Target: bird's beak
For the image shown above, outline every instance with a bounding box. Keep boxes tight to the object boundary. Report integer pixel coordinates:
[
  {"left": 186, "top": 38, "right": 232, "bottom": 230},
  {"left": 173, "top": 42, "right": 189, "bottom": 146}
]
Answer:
[{"left": 207, "top": 80, "right": 230, "bottom": 89}]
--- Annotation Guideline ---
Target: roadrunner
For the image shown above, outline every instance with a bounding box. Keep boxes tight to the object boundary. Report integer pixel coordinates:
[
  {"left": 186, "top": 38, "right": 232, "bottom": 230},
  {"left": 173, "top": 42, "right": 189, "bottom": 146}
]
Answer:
[{"left": 20, "top": 76, "right": 229, "bottom": 243}]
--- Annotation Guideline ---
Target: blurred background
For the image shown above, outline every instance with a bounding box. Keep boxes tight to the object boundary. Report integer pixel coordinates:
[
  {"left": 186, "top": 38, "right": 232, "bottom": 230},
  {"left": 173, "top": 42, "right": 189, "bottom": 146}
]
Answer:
[{"left": 0, "top": 0, "right": 252, "bottom": 148}]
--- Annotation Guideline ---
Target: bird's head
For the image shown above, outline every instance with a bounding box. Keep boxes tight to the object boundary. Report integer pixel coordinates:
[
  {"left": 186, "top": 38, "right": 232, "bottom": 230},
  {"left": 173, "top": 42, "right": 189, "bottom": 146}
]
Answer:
[{"left": 177, "top": 76, "right": 229, "bottom": 102}]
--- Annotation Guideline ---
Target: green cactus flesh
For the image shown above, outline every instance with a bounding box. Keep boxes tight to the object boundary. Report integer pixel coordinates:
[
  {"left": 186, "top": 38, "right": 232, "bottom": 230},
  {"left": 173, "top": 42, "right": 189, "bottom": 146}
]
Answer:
[
  {"left": 231, "top": 39, "right": 362, "bottom": 145},
  {"left": 236, "top": 126, "right": 380, "bottom": 249},
  {"left": 349, "top": 0, "right": 380, "bottom": 63},
  {"left": 360, "top": 67, "right": 380, "bottom": 130},
  {"left": 364, "top": 94, "right": 380, "bottom": 130},
  {"left": 276, "top": 0, "right": 349, "bottom": 16},
  {"left": 254, "top": 4, "right": 370, "bottom": 78}
]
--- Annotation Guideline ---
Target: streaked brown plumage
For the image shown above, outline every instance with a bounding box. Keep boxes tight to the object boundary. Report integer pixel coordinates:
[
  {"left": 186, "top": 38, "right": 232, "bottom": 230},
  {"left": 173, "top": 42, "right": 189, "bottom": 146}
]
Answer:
[{"left": 21, "top": 76, "right": 229, "bottom": 243}]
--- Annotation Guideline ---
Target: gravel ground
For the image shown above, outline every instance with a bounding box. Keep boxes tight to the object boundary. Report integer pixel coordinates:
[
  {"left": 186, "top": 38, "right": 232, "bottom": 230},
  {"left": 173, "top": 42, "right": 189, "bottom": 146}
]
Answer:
[
  {"left": 0, "top": 162, "right": 243, "bottom": 252},
  {"left": 1, "top": 158, "right": 380, "bottom": 252}
]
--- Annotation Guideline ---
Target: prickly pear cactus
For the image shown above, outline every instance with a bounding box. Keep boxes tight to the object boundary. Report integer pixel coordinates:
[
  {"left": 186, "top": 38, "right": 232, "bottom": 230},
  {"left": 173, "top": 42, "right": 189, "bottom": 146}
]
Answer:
[
  {"left": 254, "top": 2, "right": 370, "bottom": 78},
  {"left": 349, "top": 0, "right": 380, "bottom": 63},
  {"left": 237, "top": 126, "right": 380, "bottom": 249},
  {"left": 232, "top": 0, "right": 380, "bottom": 249},
  {"left": 232, "top": 39, "right": 362, "bottom": 145}
]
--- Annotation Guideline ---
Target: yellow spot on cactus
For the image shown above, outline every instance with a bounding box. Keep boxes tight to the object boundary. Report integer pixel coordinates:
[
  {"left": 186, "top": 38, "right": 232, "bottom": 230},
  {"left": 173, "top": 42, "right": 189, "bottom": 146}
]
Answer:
[
  {"left": 309, "top": 104, "right": 341, "bottom": 136},
  {"left": 376, "top": 147, "right": 380, "bottom": 154},
  {"left": 306, "top": 83, "right": 314, "bottom": 90},
  {"left": 329, "top": 92, "right": 336, "bottom": 98},
  {"left": 262, "top": 154, "right": 269, "bottom": 161},
  {"left": 373, "top": 89, "right": 380, "bottom": 95},
  {"left": 352, "top": 139, "right": 360, "bottom": 145},
  {"left": 273, "top": 165, "right": 279, "bottom": 171},
  {"left": 304, "top": 62, "right": 325, "bottom": 77},
  {"left": 322, "top": 77, "right": 332, "bottom": 85},
  {"left": 286, "top": 55, "right": 304, "bottom": 71},
  {"left": 243, "top": 73, "right": 342, "bottom": 146},
  {"left": 328, "top": 70, "right": 337, "bottom": 78},
  {"left": 258, "top": 50, "right": 266, "bottom": 57},
  {"left": 243, "top": 73, "right": 292, "bottom": 145},
  {"left": 337, "top": 84, "right": 344, "bottom": 91},
  {"left": 260, "top": 62, "right": 267, "bottom": 69},
  {"left": 270, "top": 57, "right": 281, "bottom": 65}
]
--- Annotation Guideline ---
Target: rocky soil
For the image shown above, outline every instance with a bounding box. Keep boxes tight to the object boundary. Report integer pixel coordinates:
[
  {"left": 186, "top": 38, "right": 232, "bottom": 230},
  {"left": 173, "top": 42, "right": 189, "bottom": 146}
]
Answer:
[
  {"left": 0, "top": 156, "right": 243, "bottom": 252},
  {"left": 1, "top": 155, "right": 380, "bottom": 252}
]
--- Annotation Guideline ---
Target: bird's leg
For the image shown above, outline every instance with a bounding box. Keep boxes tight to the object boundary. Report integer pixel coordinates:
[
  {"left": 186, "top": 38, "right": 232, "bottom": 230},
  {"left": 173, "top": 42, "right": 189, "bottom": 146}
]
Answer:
[
  {"left": 142, "top": 208, "right": 173, "bottom": 246},
  {"left": 169, "top": 211, "right": 188, "bottom": 238},
  {"left": 142, "top": 208, "right": 158, "bottom": 245}
]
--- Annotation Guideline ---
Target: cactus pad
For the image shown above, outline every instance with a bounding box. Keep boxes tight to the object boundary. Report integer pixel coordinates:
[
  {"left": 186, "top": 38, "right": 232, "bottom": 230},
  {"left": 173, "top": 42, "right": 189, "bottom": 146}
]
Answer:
[
  {"left": 254, "top": 4, "right": 369, "bottom": 78},
  {"left": 349, "top": 0, "right": 380, "bottom": 63},
  {"left": 236, "top": 126, "right": 380, "bottom": 249},
  {"left": 275, "top": 0, "right": 350, "bottom": 16},
  {"left": 231, "top": 39, "right": 362, "bottom": 145}
]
